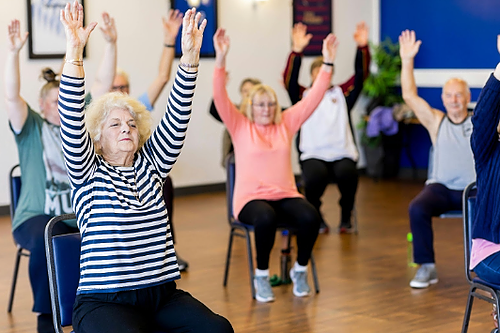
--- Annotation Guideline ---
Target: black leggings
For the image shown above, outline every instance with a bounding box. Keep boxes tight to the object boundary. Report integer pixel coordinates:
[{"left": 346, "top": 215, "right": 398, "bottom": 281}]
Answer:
[
  {"left": 238, "top": 197, "right": 320, "bottom": 270},
  {"left": 72, "top": 282, "right": 233, "bottom": 333},
  {"left": 301, "top": 158, "right": 358, "bottom": 223}
]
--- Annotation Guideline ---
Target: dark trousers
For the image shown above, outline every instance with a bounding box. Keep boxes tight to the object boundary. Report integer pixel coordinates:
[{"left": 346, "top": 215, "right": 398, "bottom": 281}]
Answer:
[
  {"left": 13, "top": 215, "right": 78, "bottom": 314},
  {"left": 300, "top": 158, "right": 358, "bottom": 224},
  {"left": 72, "top": 281, "right": 233, "bottom": 333},
  {"left": 238, "top": 197, "right": 320, "bottom": 270},
  {"left": 409, "top": 183, "right": 463, "bottom": 264}
]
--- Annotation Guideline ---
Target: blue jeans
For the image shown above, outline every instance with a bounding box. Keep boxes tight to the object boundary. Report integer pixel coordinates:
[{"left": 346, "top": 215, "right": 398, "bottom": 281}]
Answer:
[{"left": 474, "top": 252, "right": 500, "bottom": 285}]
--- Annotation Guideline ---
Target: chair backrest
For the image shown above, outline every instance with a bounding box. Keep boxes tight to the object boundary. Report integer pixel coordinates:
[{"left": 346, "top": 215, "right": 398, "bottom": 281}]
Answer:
[
  {"left": 225, "top": 153, "right": 236, "bottom": 222},
  {"left": 462, "top": 181, "right": 477, "bottom": 284},
  {"left": 9, "top": 164, "right": 21, "bottom": 220},
  {"left": 44, "top": 213, "right": 80, "bottom": 333}
]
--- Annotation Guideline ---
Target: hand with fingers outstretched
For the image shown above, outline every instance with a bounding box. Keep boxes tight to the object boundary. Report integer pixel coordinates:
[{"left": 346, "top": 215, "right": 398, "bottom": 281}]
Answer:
[
  {"left": 163, "top": 9, "right": 183, "bottom": 45},
  {"left": 180, "top": 7, "right": 206, "bottom": 68},
  {"left": 292, "top": 22, "right": 312, "bottom": 53},
  {"left": 60, "top": 0, "right": 97, "bottom": 57},
  {"left": 321, "top": 33, "right": 339, "bottom": 66},
  {"left": 99, "top": 12, "right": 116, "bottom": 43},
  {"left": 353, "top": 21, "right": 368, "bottom": 47},
  {"left": 213, "top": 28, "right": 230, "bottom": 68},
  {"left": 7, "top": 19, "right": 28, "bottom": 53},
  {"left": 399, "top": 29, "right": 422, "bottom": 61}
]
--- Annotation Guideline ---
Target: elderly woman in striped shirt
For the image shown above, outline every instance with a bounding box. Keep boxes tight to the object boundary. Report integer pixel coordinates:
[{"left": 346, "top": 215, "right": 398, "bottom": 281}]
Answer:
[{"left": 57, "top": 2, "right": 233, "bottom": 332}]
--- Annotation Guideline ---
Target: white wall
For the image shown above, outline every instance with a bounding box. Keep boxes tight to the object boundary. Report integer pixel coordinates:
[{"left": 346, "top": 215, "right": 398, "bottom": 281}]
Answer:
[{"left": 0, "top": 0, "right": 375, "bottom": 205}]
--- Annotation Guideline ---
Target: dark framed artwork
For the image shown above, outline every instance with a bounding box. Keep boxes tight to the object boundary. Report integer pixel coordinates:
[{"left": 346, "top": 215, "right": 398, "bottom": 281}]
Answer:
[
  {"left": 27, "top": 0, "right": 85, "bottom": 59},
  {"left": 172, "top": 0, "right": 217, "bottom": 58},
  {"left": 292, "top": 0, "right": 332, "bottom": 56}
]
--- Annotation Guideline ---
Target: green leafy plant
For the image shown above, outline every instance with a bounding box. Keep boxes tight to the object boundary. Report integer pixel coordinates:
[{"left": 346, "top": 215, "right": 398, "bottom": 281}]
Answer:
[{"left": 363, "top": 37, "right": 403, "bottom": 107}]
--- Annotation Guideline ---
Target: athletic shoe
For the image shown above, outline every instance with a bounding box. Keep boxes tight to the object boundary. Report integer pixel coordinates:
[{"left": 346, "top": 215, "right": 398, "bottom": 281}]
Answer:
[
  {"left": 290, "top": 267, "right": 311, "bottom": 297},
  {"left": 409, "top": 263, "right": 438, "bottom": 288},
  {"left": 253, "top": 276, "right": 275, "bottom": 302}
]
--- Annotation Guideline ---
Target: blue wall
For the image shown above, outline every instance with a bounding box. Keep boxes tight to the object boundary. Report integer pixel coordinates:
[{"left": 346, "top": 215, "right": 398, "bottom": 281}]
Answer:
[
  {"left": 381, "top": 0, "right": 500, "bottom": 69},
  {"left": 380, "top": 0, "right": 493, "bottom": 170}
]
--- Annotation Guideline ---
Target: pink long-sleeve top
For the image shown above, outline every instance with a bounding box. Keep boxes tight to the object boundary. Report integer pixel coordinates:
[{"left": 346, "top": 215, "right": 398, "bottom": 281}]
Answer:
[{"left": 213, "top": 66, "right": 332, "bottom": 218}]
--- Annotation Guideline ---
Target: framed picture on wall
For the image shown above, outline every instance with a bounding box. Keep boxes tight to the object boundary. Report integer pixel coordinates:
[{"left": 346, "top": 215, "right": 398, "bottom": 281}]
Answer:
[
  {"left": 172, "top": 0, "right": 217, "bottom": 58},
  {"left": 27, "top": 0, "right": 85, "bottom": 59},
  {"left": 292, "top": 0, "right": 332, "bottom": 56}
]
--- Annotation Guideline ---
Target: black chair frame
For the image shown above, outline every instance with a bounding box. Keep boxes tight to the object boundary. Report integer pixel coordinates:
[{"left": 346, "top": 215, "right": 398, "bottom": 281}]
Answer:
[
  {"left": 222, "top": 153, "right": 320, "bottom": 298},
  {"left": 7, "top": 164, "right": 30, "bottom": 313},
  {"left": 461, "top": 181, "right": 500, "bottom": 333}
]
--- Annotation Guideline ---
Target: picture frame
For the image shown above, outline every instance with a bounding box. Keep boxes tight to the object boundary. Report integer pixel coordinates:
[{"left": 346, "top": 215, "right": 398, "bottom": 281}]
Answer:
[
  {"left": 292, "top": 0, "right": 332, "bottom": 56},
  {"left": 27, "top": 0, "right": 85, "bottom": 59},
  {"left": 171, "top": 0, "right": 217, "bottom": 58}
]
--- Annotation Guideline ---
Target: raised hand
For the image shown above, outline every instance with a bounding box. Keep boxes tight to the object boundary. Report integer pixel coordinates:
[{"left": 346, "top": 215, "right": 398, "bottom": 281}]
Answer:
[
  {"left": 163, "top": 9, "right": 183, "bottom": 45},
  {"left": 399, "top": 29, "right": 421, "bottom": 61},
  {"left": 7, "top": 20, "right": 28, "bottom": 53},
  {"left": 180, "top": 7, "right": 206, "bottom": 65},
  {"left": 213, "top": 28, "right": 230, "bottom": 58},
  {"left": 99, "top": 12, "right": 117, "bottom": 43},
  {"left": 353, "top": 21, "right": 368, "bottom": 47},
  {"left": 497, "top": 35, "right": 500, "bottom": 55},
  {"left": 60, "top": 0, "right": 97, "bottom": 54},
  {"left": 292, "top": 22, "right": 312, "bottom": 53},
  {"left": 322, "top": 33, "right": 339, "bottom": 64}
]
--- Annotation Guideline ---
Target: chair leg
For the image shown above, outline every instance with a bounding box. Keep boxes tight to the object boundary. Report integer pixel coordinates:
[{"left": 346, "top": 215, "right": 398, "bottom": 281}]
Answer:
[
  {"left": 223, "top": 228, "right": 235, "bottom": 287},
  {"left": 461, "top": 287, "right": 475, "bottom": 333},
  {"left": 7, "top": 246, "right": 23, "bottom": 313},
  {"left": 310, "top": 253, "right": 320, "bottom": 293},
  {"left": 244, "top": 230, "right": 256, "bottom": 299}
]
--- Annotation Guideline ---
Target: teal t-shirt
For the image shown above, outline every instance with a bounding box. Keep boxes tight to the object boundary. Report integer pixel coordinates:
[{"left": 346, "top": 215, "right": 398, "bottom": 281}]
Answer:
[{"left": 11, "top": 106, "right": 76, "bottom": 231}]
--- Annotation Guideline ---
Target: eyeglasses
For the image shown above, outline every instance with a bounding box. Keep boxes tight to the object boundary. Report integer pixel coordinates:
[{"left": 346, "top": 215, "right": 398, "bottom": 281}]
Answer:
[
  {"left": 111, "top": 84, "right": 129, "bottom": 91},
  {"left": 252, "top": 102, "right": 277, "bottom": 108}
]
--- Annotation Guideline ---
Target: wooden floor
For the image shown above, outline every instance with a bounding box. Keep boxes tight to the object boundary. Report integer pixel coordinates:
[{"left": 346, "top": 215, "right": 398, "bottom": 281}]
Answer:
[{"left": 0, "top": 176, "right": 494, "bottom": 332}]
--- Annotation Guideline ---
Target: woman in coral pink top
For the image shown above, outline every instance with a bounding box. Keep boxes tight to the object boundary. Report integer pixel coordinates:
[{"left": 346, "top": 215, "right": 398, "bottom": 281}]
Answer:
[{"left": 213, "top": 28, "right": 336, "bottom": 302}]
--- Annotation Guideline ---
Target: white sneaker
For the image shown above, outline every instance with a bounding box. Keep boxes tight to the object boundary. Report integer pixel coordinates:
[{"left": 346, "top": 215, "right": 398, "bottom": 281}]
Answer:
[
  {"left": 410, "top": 264, "right": 438, "bottom": 288},
  {"left": 253, "top": 276, "right": 275, "bottom": 302},
  {"left": 290, "top": 267, "right": 311, "bottom": 297}
]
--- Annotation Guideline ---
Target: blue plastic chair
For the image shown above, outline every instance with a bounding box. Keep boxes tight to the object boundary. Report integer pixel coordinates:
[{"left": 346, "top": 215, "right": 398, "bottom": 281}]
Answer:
[
  {"left": 222, "top": 153, "right": 320, "bottom": 298},
  {"left": 7, "top": 164, "right": 30, "bottom": 313},
  {"left": 461, "top": 181, "right": 500, "bottom": 333},
  {"left": 44, "top": 213, "right": 79, "bottom": 333}
]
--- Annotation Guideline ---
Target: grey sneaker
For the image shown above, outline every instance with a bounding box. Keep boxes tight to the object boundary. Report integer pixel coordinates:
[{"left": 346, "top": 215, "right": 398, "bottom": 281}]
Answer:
[
  {"left": 254, "top": 276, "right": 275, "bottom": 302},
  {"left": 290, "top": 267, "right": 311, "bottom": 297},
  {"left": 410, "top": 263, "right": 438, "bottom": 288}
]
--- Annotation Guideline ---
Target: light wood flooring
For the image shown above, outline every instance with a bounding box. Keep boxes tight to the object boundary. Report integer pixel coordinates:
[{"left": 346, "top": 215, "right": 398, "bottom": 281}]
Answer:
[{"left": 0, "top": 176, "right": 495, "bottom": 332}]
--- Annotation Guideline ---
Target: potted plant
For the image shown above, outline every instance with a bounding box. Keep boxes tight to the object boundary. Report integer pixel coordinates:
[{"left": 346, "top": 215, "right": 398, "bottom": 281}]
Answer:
[{"left": 359, "top": 37, "right": 404, "bottom": 179}]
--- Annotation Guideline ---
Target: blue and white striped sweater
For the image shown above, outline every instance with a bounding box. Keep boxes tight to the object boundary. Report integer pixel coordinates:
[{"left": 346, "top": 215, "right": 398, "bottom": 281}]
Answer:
[{"left": 58, "top": 67, "right": 197, "bottom": 294}]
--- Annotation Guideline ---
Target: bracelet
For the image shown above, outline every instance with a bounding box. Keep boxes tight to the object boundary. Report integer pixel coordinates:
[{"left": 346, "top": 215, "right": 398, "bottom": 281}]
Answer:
[
  {"left": 322, "top": 62, "right": 334, "bottom": 67},
  {"left": 65, "top": 59, "right": 83, "bottom": 66},
  {"left": 179, "top": 62, "right": 199, "bottom": 68},
  {"left": 164, "top": 43, "right": 175, "bottom": 48}
]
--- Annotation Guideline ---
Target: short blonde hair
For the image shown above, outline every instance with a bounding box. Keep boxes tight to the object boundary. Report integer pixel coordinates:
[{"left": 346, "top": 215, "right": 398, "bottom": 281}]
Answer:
[
  {"left": 310, "top": 56, "right": 324, "bottom": 75},
  {"left": 239, "top": 84, "right": 282, "bottom": 124},
  {"left": 115, "top": 67, "right": 130, "bottom": 83},
  {"left": 85, "top": 92, "right": 152, "bottom": 155}
]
